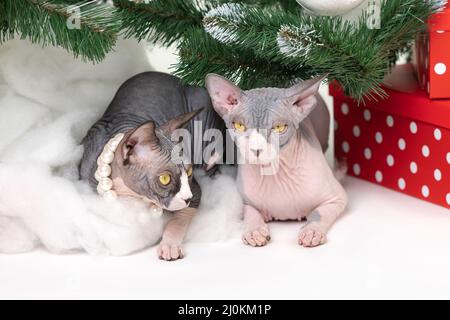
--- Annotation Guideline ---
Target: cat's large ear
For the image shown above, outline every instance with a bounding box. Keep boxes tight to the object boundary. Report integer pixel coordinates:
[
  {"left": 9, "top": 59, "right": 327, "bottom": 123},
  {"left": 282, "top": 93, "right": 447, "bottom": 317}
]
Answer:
[
  {"left": 285, "top": 75, "right": 327, "bottom": 122},
  {"left": 205, "top": 74, "right": 244, "bottom": 117},
  {"left": 121, "top": 121, "right": 159, "bottom": 165},
  {"left": 159, "top": 108, "right": 204, "bottom": 135}
]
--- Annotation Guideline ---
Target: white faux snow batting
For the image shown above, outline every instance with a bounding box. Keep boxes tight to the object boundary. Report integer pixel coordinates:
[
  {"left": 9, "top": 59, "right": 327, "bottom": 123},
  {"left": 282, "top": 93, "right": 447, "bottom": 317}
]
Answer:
[
  {"left": 277, "top": 25, "right": 316, "bottom": 58},
  {"left": 204, "top": 3, "right": 245, "bottom": 44},
  {"left": 0, "top": 38, "right": 243, "bottom": 255}
]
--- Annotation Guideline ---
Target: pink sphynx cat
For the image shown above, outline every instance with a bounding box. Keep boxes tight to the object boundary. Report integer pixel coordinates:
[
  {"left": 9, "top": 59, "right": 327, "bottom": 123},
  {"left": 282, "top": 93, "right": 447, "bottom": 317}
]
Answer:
[{"left": 206, "top": 75, "right": 348, "bottom": 247}]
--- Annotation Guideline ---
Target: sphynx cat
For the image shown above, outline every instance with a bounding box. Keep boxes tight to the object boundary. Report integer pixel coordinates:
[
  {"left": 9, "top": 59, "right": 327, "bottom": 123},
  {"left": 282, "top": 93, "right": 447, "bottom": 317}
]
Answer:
[
  {"left": 80, "top": 72, "right": 225, "bottom": 260},
  {"left": 206, "top": 74, "right": 347, "bottom": 247}
]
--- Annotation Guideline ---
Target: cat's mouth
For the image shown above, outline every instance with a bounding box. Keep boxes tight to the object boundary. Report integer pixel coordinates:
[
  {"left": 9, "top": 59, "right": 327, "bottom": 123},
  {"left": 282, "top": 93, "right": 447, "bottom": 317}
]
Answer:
[{"left": 164, "top": 200, "right": 190, "bottom": 211}]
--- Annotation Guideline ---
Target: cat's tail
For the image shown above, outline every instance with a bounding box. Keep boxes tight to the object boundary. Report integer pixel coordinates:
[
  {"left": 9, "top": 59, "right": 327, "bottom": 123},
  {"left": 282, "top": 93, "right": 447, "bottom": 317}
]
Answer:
[{"left": 333, "top": 159, "right": 348, "bottom": 182}]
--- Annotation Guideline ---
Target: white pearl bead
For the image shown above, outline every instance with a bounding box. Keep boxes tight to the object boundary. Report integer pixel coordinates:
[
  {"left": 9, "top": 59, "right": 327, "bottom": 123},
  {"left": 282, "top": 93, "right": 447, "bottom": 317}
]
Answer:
[
  {"left": 97, "top": 184, "right": 105, "bottom": 195},
  {"left": 101, "top": 151, "right": 114, "bottom": 164},
  {"left": 107, "top": 141, "right": 119, "bottom": 152},
  {"left": 103, "top": 190, "right": 117, "bottom": 200},
  {"left": 112, "top": 133, "right": 124, "bottom": 144},
  {"left": 96, "top": 164, "right": 111, "bottom": 178},
  {"left": 98, "top": 177, "right": 113, "bottom": 191},
  {"left": 114, "top": 133, "right": 125, "bottom": 140}
]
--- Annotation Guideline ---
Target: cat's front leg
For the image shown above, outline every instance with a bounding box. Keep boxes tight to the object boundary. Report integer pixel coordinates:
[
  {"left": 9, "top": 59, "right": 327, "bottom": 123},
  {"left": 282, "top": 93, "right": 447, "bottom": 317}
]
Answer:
[
  {"left": 242, "top": 204, "right": 271, "bottom": 247},
  {"left": 157, "top": 207, "right": 196, "bottom": 261},
  {"left": 298, "top": 193, "right": 347, "bottom": 248}
]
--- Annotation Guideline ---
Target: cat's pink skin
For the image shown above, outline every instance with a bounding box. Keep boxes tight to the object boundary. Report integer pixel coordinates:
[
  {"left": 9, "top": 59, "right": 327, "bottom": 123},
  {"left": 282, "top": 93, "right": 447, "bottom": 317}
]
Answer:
[
  {"left": 157, "top": 207, "right": 196, "bottom": 261},
  {"left": 205, "top": 73, "right": 348, "bottom": 248},
  {"left": 238, "top": 119, "right": 347, "bottom": 247},
  {"left": 112, "top": 176, "right": 196, "bottom": 261}
]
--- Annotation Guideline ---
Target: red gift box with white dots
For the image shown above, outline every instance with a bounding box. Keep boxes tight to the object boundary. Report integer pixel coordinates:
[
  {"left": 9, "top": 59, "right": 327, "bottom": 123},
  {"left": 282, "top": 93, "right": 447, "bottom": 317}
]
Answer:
[
  {"left": 415, "top": 5, "right": 450, "bottom": 99},
  {"left": 331, "top": 84, "right": 450, "bottom": 208}
]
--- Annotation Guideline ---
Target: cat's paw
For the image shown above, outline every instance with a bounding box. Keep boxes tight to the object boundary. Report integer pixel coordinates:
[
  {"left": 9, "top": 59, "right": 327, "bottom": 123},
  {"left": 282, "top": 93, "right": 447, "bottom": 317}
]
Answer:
[
  {"left": 242, "top": 227, "right": 271, "bottom": 247},
  {"left": 157, "top": 242, "right": 184, "bottom": 261},
  {"left": 298, "top": 226, "right": 326, "bottom": 248}
]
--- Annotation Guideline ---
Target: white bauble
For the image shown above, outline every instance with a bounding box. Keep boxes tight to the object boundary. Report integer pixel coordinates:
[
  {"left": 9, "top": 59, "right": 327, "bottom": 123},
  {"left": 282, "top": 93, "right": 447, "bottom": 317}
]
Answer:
[{"left": 297, "top": 0, "right": 367, "bottom": 16}]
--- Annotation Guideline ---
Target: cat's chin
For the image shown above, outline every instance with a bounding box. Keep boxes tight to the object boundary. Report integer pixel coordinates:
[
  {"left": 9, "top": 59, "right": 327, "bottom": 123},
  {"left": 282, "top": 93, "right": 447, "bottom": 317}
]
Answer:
[
  {"left": 245, "top": 157, "right": 276, "bottom": 166},
  {"left": 164, "top": 201, "right": 190, "bottom": 212}
]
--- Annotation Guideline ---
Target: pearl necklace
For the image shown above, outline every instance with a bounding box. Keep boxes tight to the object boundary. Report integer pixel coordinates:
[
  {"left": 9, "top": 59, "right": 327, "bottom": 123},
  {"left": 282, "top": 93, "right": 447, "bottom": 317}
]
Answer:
[
  {"left": 95, "top": 133, "right": 124, "bottom": 200},
  {"left": 94, "top": 133, "right": 164, "bottom": 216}
]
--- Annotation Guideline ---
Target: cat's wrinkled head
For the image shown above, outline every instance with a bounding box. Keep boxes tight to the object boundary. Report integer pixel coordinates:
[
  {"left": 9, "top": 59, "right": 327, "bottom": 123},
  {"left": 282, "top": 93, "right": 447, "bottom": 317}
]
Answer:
[
  {"left": 205, "top": 74, "right": 325, "bottom": 164},
  {"left": 114, "top": 109, "right": 202, "bottom": 211}
]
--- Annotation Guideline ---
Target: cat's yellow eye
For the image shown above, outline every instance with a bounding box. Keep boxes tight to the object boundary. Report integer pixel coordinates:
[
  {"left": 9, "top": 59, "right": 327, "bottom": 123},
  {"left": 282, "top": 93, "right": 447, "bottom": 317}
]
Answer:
[
  {"left": 272, "top": 124, "right": 288, "bottom": 134},
  {"left": 187, "top": 166, "right": 193, "bottom": 177},
  {"left": 233, "top": 122, "right": 247, "bottom": 132},
  {"left": 159, "top": 173, "right": 171, "bottom": 186}
]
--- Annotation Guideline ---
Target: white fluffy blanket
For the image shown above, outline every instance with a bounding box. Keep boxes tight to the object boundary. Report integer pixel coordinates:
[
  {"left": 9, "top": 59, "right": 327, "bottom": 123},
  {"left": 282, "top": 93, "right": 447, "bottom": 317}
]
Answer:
[{"left": 0, "top": 39, "right": 242, "bottom": 255}]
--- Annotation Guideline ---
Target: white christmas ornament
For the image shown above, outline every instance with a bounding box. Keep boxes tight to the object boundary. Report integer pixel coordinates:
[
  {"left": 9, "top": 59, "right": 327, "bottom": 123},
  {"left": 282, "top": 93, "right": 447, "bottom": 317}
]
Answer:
[
  {"left": 296, "top": 0, "right": 367, "bottom": 16},
  {"left": 296, "top": 0, "right": 382, "bottom": 27}
]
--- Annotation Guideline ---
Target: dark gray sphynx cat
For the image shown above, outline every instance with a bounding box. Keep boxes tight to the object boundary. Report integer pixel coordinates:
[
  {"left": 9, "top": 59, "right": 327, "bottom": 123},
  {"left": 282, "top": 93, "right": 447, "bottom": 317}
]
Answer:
[{"left": 79, "top": 72, "right": 225, "bottom": 261}]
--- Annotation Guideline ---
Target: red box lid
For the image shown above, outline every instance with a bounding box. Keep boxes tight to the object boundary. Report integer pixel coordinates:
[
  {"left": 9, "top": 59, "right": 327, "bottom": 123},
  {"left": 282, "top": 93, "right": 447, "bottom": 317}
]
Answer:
[
  {"left": 329, "top": 83, "right": 450, "bottom": 130},
  {"left": 429, "top": 5, "right": 450, "bottom": 31}
]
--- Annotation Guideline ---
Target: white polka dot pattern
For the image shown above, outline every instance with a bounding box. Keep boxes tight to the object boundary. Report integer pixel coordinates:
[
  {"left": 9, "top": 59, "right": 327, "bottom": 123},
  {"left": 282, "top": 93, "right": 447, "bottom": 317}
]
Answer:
[
  {"left": 386, "top": 155, "right": 394, "bottom": 167},
  {"left": 398, "top": 178, "right": 406, "bottom": 190},
  {"left": 386, "top": 115, "right": 394, "bottom": 127},
  {"left": 410, "top": 122, "right": 418, "bottom": 134},
  {"left": 434, "top": 128, "right": 442, "bottom": 141},
  {"left": 434, "top": 169, "right": 442, "bottom": 181},
  {"left": 415, "top": 28, "right": 450, "bottom": 99},
  {"left": 353, "top": 164, "right": 361, "bottom": 176},
  {"left": 422, "top": 185, "right": 430, "bottom": 198},
  {"left": 341, "top": 103, "right": 349, "bottom": 115},
  {"left": 363, "top": 109, "right": 371, "bottom": 121},
  {"left": 410, "top": 162, "right": 418, "bottom": 174},
  {"left": 398, "top": 138, "right": 406, "bottom": 151},
  {"left": 434, "top": 63, "right": 447, "bottom": 75},
  {"left": 375, "top": 132, "right": 383, "bottom": 144},
  {"left": 375, "top": 171, "right": 383, "bottom": 183},
  {"left": 355, "top": 18, "right": 450, "bottom": 205},
  {"left": 333, "top": 94, "right": 450, "bottom": 208},
  {"left": 422, "top": 145, "right": 430, "bottom": 157},
  {"left": 342, "top": 141, "right": 350, "bottom": 153}
]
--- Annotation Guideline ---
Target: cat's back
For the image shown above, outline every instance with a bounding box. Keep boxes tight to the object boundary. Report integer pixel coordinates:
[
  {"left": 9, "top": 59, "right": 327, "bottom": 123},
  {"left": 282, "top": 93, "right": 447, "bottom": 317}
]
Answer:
[
  {"left": 103, "top": 71, "right": 188, "bottom": 122},
  {"left": 80, "top": 72, "right": 225, "bottom": 186}
]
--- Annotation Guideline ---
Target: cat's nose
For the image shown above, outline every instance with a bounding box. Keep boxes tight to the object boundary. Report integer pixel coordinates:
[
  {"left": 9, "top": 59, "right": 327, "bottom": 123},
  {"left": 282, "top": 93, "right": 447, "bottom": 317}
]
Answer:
[{"left": 251, "top": 148, "right": 262, "bottom": 157}]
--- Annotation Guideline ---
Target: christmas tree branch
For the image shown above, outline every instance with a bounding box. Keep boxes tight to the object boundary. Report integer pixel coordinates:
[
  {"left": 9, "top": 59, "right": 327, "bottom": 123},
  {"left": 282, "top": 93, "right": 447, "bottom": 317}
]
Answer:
[
  {"left": 0, "top": 0, "right": 118, "bottom": 62},
  {"left": 112, "top": 0, "right": 301, "bottom": 46},
  {"left": 175, "top": 28, "right": 314, "bottom": 90},
  {"left": 203, "top": 0, "right": 437, "bottom": 100},
  {"left": 113, "top": 0, "right": 208, "bottom": 45}
]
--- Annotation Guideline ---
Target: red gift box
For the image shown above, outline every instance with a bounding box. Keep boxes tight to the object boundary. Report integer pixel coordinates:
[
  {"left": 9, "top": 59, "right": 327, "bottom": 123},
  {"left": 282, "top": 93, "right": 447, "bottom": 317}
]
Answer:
[
  {"left": 415, "top": 5, "right": 450, "bottom": 99},
  {"left": 330, "top": 82, "right": 450, "bottom": 208}
]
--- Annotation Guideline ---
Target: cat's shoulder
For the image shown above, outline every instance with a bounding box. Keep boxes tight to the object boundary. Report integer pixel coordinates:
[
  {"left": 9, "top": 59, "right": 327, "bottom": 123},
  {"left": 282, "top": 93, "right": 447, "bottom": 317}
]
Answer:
[{"left": 117, "top": 72, "right": 183, "bottom": 93}]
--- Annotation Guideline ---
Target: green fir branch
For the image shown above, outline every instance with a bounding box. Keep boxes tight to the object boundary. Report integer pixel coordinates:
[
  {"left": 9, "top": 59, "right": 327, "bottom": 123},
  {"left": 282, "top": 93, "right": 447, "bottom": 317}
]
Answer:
[
  {"left": 113, "top": 0, "right": 209, "bottom": 45},
  {"left": 0, "top": 0, "right": 119, "bottom": 62},
  {"left": 202, "top": 0, "right": 437, "bottom": 100},
  {"left": 175, "top": 28, "right": 315, "bottom": 90}
]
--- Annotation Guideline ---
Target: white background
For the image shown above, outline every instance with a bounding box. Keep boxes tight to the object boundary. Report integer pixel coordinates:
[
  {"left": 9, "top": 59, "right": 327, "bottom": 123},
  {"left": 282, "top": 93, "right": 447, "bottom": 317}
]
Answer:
[
  {"left": 0, "top": 45, "right": 449, "bottom": 300},
  {"left": 1, "top": 177, "right": 450, "bottom": 299}
]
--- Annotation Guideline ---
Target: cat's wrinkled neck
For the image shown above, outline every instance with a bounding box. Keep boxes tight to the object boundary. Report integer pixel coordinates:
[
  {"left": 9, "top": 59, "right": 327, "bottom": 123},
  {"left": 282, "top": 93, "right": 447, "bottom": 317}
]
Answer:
[{"left": 280, "top": 129, "right": 304, "bottom": 162}]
